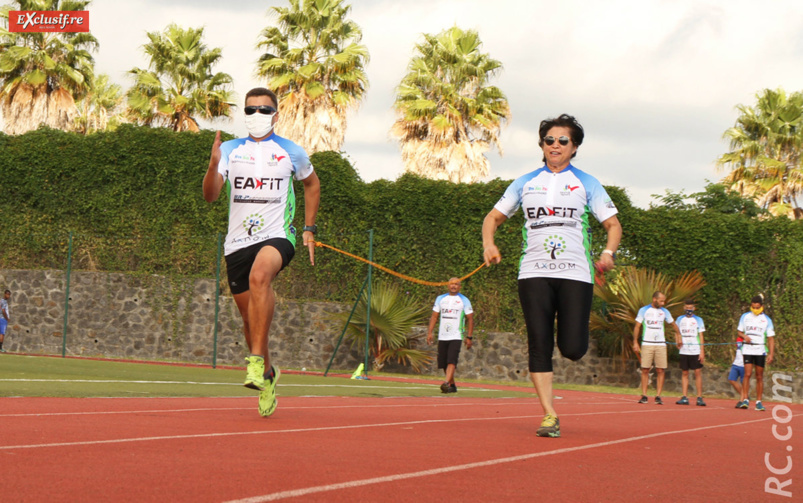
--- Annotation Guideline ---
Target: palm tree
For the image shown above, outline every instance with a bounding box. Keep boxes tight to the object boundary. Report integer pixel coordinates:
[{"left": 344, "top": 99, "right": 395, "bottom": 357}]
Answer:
[
  {"left": 74, "top": 73, "right": 124, "bottom": 134},
  {"left": 718, "top": 88, "right": 803, "bottom": 219},
  {"left": 391, "top": 26, "right": 510, "bottom": 183},
  {"left": 126, "top": 24, "right": 233, "bottom": 132},
  {"left": 590, "top": 266, "right": 706, "bottom": 365},
  {"left": 255, "top": 0, "right": 369, "bottom": 153},
  {"left": 336, "top": 282, "right": 433, "bottom": 372},
  {"left": 0, "top": 0, "right": 97, "bottom": 134}
]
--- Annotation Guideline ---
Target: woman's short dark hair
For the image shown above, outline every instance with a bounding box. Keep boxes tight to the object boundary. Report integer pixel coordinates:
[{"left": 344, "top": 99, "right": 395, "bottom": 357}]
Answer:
[
  {"left": 244, "top": 87, "right": 278, "bottom": 108},
  {"left": 538, "top": 114, "right": 584, "bottom": 162}
]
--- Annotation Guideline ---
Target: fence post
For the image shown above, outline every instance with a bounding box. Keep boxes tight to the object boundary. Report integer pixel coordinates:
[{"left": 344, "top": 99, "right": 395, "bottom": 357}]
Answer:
[
  {"left": 61, "top": 231, "right": 73, "bottom": 358},
  {"left": 363, "top": 229, "right": 373, "bottom": 376},
  {"left": 212, "top": 232, "right": 222, "bottom": 369}
]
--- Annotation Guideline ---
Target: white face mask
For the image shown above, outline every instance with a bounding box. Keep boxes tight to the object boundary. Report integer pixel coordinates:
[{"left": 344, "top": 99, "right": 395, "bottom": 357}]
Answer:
[{"left": 244, "top": 112, "right": 275, "bottom": 139}]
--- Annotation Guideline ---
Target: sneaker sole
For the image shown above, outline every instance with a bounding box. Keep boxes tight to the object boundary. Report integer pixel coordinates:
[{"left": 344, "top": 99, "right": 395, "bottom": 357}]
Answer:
[
  {"left": 536, "top": 429, "right": 561, "bottom": 438},
  {"left": 244, "top": 380, "right": 265, "bottom": 391}
]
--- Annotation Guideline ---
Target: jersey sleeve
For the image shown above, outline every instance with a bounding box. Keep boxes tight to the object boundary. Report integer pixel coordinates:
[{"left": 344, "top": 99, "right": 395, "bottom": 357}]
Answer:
[
  {"left": 696, "top": 316, "right": 705, "bottom": 332},
  {"left": 573, "top": 169, "right": 618, "bottom": 223},
  {"left": 766, "top": 317, "right": 775, "bottom": 337},
  {"left": 635, "top": 306, "right": 647, "bottom": 323},
  {"left": 737, "top": 313, "right": 747, "bottom": 332},
  {"left": 662, "top": 308, "right": 674, "bottom": 324},
  {"left": 493, "top": 175, "right": 527, "bottom": 217},
  {"left": 460, "top": 295, "right": 474, "bottom": 315},
  {"left": 217, "top": 140, "right": 237, "bottom": 179},
  {"left": 432, "top": 294, "right": 444, "bottom": 312}
]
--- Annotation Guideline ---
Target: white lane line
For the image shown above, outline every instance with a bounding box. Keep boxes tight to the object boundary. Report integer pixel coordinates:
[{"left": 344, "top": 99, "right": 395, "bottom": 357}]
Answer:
[{"left": 224, "top": 416, "right": 781, "bottom": 502}]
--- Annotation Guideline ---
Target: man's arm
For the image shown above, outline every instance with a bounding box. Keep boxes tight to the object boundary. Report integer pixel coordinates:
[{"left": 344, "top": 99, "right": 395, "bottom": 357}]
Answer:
[
  {"left": 672, "top": 322, "right": 682, "bottom": 349},
  {"left": 632, "top": 323, "right": 641, "bottom": 353},
  {"left": 202, "top": 131, "right": 225, "bottom": 203},
  {"left": 698, "top": 331, "right": 705, "bottom": 364},
  {"left": 426, "top": 311, "right": 439, "bottom": 345},
  {"left": 301, "top": 171, "right": 321, "bottom": 265},
  {"left": 465, "top": 313, "right": 474, "bottom": 349},
  {"left": 767, "top": 336, "right": 775, "bottom": 365}
]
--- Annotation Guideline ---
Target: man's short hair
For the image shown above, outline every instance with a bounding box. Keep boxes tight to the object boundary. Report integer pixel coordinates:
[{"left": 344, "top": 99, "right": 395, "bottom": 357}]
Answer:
[
  {"left": 751, "top": 295, "right": 764, "bottom": 305},
  {"left": 244, "top": 87, "right": 278, "bottom": 108},
  {"left": 3, "top": 290, "right": 9, "bottom": 295},
  {"left": 652, "top": 291, "right": 664, "bottom": 299},
  {"left": 683, "top": 298, "right": 695, "bottom": 305}
]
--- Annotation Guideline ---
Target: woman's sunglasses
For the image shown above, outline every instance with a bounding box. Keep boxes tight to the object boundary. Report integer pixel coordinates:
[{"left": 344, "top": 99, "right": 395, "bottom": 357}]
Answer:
[
  {"left": 543, "top": 135, "right": 570, "bottom": 146},
  {"left": 244, "top": 105, "right": 277, "bottom": 116}
]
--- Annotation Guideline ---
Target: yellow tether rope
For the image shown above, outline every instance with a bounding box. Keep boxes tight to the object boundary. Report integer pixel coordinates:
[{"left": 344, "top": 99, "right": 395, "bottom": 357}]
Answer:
[{"left": 314, "top": 241, "right": 487, "bottom": 287}]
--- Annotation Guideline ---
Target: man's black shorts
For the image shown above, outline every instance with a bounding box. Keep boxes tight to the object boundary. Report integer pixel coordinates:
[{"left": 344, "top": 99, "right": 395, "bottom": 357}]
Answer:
[
  {"left": 743, "top": 354, "right": 767, "bottom": 368},
  {"left": 224, "top": 238, "right": 295, "bottom": 295},
  {"left": 679, "top": 354, "right": 703, "bottom": 371},
  {"left": 437, "top": 340, "right": 462, "bottom": 369}
]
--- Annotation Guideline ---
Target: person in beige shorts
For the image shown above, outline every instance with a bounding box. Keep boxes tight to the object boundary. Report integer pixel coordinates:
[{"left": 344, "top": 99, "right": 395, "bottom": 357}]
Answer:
[{"left": 632, "top": 291, "right": 681, "bottom": 405}]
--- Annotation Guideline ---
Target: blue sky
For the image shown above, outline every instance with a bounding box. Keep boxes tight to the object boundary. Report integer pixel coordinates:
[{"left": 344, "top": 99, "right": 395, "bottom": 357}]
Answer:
[{"left": 85, "top": 0, "right": 803, "bottom": 207}]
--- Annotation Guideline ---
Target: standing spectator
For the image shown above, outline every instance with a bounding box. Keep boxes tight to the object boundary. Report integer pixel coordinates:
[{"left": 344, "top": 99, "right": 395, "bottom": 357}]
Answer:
[
  {"left": 737, "top": 295, "right": 775, "bottom": 411},
  {"left": 675, "top": 299, "right": 706, "bottom": 406},
  {"left": 728, "top": 336, "right": 745, "bottom": 408},
  {"left": 633, "top": 291, "right": 682, "bottom": 405},
  {"left": 0, "top": 290, "right": 9, "bottom": 352},
  {"left": 427, "top": 278, "right": 474, "bottom": 393}
]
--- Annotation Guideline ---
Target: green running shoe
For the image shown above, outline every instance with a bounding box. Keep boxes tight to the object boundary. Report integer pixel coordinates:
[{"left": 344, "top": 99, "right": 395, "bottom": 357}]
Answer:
[
  {"left": 536, "top": 414, "right": 560, "bottom": 438},
  {"left": 244, "top": 355, "right": 265, "bottom": 391},
  {"left": 258, "top": 366, "right": 281, "bottom": 417}
]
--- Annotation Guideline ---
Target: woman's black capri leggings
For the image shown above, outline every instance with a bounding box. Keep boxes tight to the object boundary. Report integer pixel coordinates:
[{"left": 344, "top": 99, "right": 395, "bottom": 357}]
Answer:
[{"left": 518, "top": 277, "right": 594, "bottom": 373}]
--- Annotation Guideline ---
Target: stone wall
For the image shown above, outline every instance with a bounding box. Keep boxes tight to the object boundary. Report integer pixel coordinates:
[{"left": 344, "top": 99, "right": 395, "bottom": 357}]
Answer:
[{"left": 1, "top": 268, "right": 800, "bottom": 403}]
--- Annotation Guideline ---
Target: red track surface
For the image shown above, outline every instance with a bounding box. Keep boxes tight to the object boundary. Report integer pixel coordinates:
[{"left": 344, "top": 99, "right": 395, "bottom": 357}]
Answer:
[{"left": 2, "top": 390, "right": 801, "bottom": 502}]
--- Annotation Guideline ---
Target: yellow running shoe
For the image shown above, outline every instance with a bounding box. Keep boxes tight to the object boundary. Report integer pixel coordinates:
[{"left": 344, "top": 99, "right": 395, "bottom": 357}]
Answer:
[
  {"left": 536, "top": 414, "right": 560, "bottom": 438},
  {"left": 244, "top": 355, "right": 265, "bottom": 391},
  {"left": 258, "top": 366, "right": 281, "bottom": 417}
]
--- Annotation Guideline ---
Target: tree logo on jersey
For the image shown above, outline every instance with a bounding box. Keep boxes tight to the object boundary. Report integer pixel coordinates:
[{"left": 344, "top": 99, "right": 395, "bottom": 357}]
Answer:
[
  {"left": 243, "top": 214, "right": 264, "bottom": 236},
  {"left": 543, "top": 235, "right": 566, "bottom": 259}
]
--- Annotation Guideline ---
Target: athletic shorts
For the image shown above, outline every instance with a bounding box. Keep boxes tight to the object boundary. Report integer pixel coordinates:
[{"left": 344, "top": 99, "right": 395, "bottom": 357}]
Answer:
[
  {"left": 728, "top": 365, "right": 745, "bottom": 382},
  {"left": 0, "top": 318, "right": 6, "bottom": 335},
  {"left": 743, "top": 354, "right": 766, "bottom": 368},
  {"left": 641, "top": 344, "right": 668, "bottom": 369},
  {"left": 437, "top": 340, "right": 462, "bottom": 369},
  {"left": 518, "top": 277, "right": 593, "bottom": 373},
  {"left": 679, "top": 354, "right": 703, "bottom": 371},
  {"left": 224, "top": 238, "right": 295, "bottom": 295}
]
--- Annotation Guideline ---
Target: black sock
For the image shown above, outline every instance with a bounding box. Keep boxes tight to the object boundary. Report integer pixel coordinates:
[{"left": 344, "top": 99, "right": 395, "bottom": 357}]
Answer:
[{"left": 264, "top": 366, "right": 275, "bottom": 382}]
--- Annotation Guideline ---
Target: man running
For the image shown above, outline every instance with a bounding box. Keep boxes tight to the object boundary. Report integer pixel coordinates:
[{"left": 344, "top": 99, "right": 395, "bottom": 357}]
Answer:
[
  {"left": 203, "top": 87, "right": 320, "bottom": 417},
  {"left": 426, "top": 278, "right": 474, "bottom": 393}
]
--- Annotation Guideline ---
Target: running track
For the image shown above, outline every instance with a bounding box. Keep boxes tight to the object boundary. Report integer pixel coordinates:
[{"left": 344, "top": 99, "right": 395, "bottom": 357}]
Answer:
[{"left": 1, "top": 390, "right": 800, "bottom": 502}]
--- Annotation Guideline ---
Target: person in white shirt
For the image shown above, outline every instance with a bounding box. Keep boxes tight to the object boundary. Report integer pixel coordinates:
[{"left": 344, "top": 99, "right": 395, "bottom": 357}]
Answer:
[
  {"left": 728, "top": 337, "right": 745, "bottom": 408},
  {"left": 427, "top": 278, "right": 474, "bottom": 393},
  {"left": 736, "top": 295, "right": 775, "bottom": 411},
  {"left": 203, "top": 87, "right": 321, "bottom": 418},
  {"left": 675, "top": 299, "right": 706, "bottom": 406},
  {"left": 632, "top": 291, "right": 681, "bottom": 405}
]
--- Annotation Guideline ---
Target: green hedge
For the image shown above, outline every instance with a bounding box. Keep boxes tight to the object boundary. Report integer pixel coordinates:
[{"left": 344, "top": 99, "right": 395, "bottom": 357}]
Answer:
[{"left": 1, "top": 126, "right": 800, "bottom": 369}]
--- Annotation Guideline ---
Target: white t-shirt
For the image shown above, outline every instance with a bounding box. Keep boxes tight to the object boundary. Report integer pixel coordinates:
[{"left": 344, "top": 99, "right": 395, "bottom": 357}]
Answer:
[
  {"left": 731, "top": 342, "right": 744, "bottom": 367},
  {"left": 217, "top": 134, "right": 314, "bottom": 256},
  {"left": 433, "top": 293, "right": 473, "bottom": 341},
  {"left": 635, "top": 305, "right": 674, "bottom": 345},
  {"left": 677, "top": 315, "right": 705, "bottom": 355},
  {"left": 0, "top": 298, "right": 8, "bottom": 320},
  {"left": 493, "top": 165, "right": 618, "bottom": 283},
  {"left": 737, "top": 312, "right": 775, "bottom": 356}
]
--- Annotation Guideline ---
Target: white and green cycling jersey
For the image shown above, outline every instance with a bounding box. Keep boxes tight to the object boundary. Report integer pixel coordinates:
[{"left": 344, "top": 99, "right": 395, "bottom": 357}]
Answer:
[{"left": 433, "top": 293, "right": 473, "bottom": 341}]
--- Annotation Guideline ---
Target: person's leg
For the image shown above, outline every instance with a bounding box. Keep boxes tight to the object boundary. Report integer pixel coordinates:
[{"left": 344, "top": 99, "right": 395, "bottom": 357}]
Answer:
[
  {"left": 694, "top": 368, "right": 703, "bottom": 398},
  {"left": 554, "top": 279, "right": 592, "bottom": 361},
  {"left": 681, "top": 369, "right": 690, "bottom": 397},
  {"left": 640, "top": 368, "right": 650, "bottom": 396},
  {"left": 742, "top": 363, "right": 753, "bottom": 401},
  {"left": 518, "top": 278, "right": 557, "bottom": 417},
  {"left": 656, "top": 368, "right": 665, "bottom": 397},
  {"left": 247, "top": 246, "right": 284, "bottom": 367},
  {"left": 755, "top": 365, "right": 764, "bottom": 402},
  {"left": 232, "top": 291, "right": 252, "bottom": 350},
  {"left": 445, "top": 363, "right": 456, "bottom": 385}
]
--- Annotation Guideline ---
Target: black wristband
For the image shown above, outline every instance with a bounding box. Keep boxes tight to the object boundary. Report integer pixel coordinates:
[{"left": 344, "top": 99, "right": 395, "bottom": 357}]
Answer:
[
  {"left": 303, "top": 225, "right": 317, "bottom": 234},
  {"left": 466, "top": 337, "right": 473, "bottom": 340}
]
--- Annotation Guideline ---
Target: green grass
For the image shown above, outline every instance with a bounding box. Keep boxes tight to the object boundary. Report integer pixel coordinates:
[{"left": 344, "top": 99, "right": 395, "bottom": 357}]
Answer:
[{"left": 0, "top": 354, "right": 550, "bottom": 399}]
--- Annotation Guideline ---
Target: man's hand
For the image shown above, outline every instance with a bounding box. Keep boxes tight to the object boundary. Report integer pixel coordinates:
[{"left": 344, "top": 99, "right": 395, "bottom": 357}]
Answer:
[
  {"left": 426, "top": 333, "right": 433, "bottom": 345},
  {"left": 210, "top": 130, "right": 222, "bottom": 166},
  {"left": 699, "top": 352, "right": 705, "bottom": 364},
  {"left": 465, "top": 338, "right": 473, "bottom": 349},
  {"left": 632, "top": 342, "right": 641, "bottom": 354},
  {"left": 303, "top": 231, "right": 315, "bottom": 266},
  {"left": 596, "top": 252, "right": 615, "bottom": 272}
]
